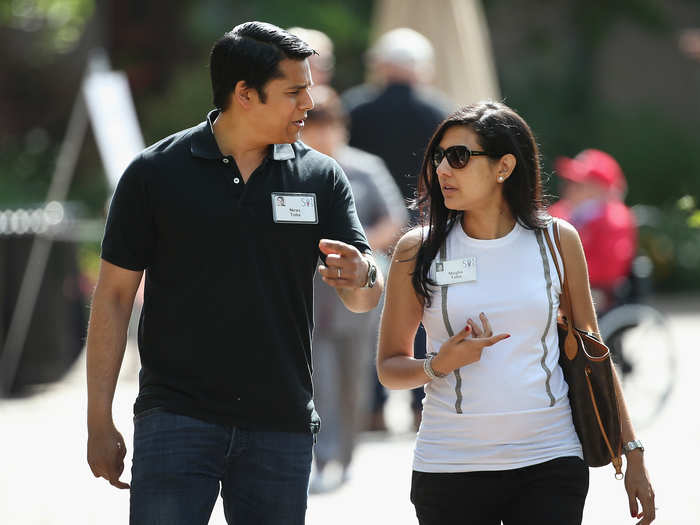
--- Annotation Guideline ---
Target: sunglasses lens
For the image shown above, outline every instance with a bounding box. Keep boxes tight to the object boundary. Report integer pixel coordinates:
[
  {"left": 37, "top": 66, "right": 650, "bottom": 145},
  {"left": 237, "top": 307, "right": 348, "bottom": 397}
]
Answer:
[
  {"left": 432, "top": 148, "right": 444, "bottom": 168},
  {"left": 433, "top": 146, "right": 474, "bottom": 169},
  {"left": 446, "top": 146, "right": 469, "bottom": 169}
]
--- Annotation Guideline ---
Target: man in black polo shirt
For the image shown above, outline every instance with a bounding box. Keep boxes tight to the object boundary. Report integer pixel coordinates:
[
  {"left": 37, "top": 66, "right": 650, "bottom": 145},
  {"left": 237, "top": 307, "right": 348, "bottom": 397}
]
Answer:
[{"left": 86, "top": 21, "right": 382, "bottom": 525}]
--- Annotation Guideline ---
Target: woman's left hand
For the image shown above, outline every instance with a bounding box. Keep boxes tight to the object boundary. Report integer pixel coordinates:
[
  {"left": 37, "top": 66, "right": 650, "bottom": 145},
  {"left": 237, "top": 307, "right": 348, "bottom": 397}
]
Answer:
[{"left": 624, "top": 454, "right": 656, "bottom": 524}]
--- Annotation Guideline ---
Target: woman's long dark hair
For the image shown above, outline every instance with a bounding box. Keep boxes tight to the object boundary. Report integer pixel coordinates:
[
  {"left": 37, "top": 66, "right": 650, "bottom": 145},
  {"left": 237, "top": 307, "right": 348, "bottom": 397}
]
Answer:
[{"left": 411, "top": 101, "right": 550, "bottom": 307}]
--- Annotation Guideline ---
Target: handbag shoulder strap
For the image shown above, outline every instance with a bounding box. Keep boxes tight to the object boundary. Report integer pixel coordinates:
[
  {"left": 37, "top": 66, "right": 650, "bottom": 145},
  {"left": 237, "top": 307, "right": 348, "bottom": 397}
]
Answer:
[
  {"left": 542, "top": 220, "right": 573, "bottom": 324},
  {"left": 542, "top": 220, "right": 579, "bottom": 359},
  {"left": 543, "top": 221, "right": 564, "bottom": 292}
]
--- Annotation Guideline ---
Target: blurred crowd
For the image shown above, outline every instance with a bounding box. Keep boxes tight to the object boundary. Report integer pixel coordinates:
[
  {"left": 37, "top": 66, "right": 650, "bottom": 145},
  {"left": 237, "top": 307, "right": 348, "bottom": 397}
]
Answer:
[{"left": 289, "top": 25, "right": 450, "bottom": 493}]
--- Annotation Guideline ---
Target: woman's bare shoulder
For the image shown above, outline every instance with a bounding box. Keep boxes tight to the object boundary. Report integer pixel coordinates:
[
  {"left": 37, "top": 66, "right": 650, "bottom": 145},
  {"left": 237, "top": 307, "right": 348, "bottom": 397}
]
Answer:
[
  {"left": 553, "top": 218, "right": 582, "bottom": 253},
  {"left": 393, "top": 227, "right": 424, "bottom": 261},
  {"left": 554, "top": 218, "right": 579, "bottom": 239}
]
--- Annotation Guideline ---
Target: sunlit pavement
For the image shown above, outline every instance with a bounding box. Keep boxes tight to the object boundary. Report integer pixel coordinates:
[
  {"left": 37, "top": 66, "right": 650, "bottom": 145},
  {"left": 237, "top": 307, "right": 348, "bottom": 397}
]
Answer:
[{"left": 1, "top": 295, "right": 698, "bottom": 524}]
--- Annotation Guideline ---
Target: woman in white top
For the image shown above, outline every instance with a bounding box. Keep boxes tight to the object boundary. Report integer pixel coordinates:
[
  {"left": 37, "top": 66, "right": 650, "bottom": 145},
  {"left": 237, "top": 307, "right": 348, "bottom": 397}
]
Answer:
[{"left": 377, "top": 101, "right": 655, "bottom": 525}]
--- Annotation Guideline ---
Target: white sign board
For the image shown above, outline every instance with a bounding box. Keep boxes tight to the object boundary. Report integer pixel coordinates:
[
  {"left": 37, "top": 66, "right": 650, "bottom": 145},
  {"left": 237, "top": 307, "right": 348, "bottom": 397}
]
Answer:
[{"left": 82, "top": 71, "right": 144, "bottom": 190}]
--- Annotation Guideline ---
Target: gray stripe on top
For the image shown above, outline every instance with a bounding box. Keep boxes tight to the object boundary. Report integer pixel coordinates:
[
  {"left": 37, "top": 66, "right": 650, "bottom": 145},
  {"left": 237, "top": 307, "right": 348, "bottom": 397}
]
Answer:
[
  {"left": 535, "top": 229, "right": 556, "bottom": 407},
  {"left": 439, "top": 241, "right": 463, "bottom": 414}
]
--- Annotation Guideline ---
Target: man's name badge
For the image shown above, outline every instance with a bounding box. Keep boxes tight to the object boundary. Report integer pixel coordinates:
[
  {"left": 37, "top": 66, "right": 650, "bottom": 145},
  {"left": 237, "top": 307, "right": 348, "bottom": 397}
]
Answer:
[
  {"left": 271, "top": 193, "right": 318, "bottom": 224},
  {"left": 432, "top": 257, "right": 477, "bottom": 286}
]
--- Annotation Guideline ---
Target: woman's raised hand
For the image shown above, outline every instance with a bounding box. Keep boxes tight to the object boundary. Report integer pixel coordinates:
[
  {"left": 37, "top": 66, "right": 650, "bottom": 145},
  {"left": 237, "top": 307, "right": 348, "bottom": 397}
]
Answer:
[{"left": 431, "top": 312, "right": 510, "bottom": 376}]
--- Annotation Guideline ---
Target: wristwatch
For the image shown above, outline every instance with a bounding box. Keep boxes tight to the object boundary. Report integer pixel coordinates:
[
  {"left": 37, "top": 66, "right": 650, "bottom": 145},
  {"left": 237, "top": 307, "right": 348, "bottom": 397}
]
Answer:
[
  {"left": 362, "top": 255, "right": 378, "bottom": 288},
  {"left": 623, "top": 439, "right": 644, "bottom": 455}
]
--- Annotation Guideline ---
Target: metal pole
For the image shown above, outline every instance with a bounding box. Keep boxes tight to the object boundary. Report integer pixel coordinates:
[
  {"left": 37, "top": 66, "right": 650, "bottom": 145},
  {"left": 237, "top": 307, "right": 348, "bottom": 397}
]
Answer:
[{"left": 0, "top": 94, "right": 89, "bottom": 395}]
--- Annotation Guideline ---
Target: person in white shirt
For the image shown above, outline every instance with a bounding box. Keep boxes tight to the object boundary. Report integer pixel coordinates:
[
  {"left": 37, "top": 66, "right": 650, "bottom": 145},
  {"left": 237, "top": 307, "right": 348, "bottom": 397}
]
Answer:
[{"left": 377, "top": 101, "right": 655, "bottom": 525}]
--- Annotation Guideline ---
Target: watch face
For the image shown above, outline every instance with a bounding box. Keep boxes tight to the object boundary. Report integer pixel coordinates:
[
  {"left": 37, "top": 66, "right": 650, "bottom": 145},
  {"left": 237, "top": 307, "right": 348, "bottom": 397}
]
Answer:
[
  {"left": 624, "top": 440, "right": 644, "bottom": 453},
  {"left": 368, "top": 264, "right": 377, "bottom": 287}
]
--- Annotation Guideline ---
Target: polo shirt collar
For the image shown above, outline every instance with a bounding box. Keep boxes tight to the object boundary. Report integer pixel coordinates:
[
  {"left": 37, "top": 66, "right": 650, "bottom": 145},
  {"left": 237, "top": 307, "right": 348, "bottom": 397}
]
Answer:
[
  {"left": 190, "top": 110, "right": 296, "bottom": 161},
  {"left": 272, "top": 143, "right": 295, "bottom": 161},
  {"left": 189, "top": 110, "right": 222, "bottom": 159}
]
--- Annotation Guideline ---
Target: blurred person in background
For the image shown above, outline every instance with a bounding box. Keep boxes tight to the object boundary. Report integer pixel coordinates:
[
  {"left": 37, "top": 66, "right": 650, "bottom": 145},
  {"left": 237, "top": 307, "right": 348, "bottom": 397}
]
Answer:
[
  {"left": 377, "top": 102, "right": 655, "bottom": 525},
  {"left": 344, "top": 27, "right": 451, "bottom": 211},
  {"left": 287, "top": 27, "right": 335, "bottom": 86},
  {"left": 549, "top": 149, "right": 637, "bottom": 313},
  {"left": 85, "top": 21, "right": 383, "bottom": 525},
  {"left": 343, "top": 27, "right": 451, "bottom": 432},
  {"left": 287, "top": 27, "right": 408, "bottom": 272},
  {"left": 301, "top": 84, "right": 406, "bottom": 492},
  {"left": 679, "top": 28, "right": 700, "bottom": 61}
]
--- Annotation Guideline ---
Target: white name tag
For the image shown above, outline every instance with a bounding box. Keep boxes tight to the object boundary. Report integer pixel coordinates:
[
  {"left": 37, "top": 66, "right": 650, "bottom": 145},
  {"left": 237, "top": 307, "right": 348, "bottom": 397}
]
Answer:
[
  {"left": 271, "top": 193, "right": 318, "bottom": 224},
  {"left": 432, "top": 257, "right": 477, "bottom": 285}
]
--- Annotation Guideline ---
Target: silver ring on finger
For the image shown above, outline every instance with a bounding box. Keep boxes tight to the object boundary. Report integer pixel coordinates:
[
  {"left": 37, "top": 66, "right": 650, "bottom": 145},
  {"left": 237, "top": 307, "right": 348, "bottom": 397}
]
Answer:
[{"left": 337, "top": 267, "right": 341, "bottom": 278}]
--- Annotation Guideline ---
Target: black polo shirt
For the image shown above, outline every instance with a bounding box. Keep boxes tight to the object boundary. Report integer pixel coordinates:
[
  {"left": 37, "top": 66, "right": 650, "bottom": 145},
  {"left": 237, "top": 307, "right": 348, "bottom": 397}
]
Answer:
[{"left": 102, "top": 110, "right": 369, "bottom": 433}]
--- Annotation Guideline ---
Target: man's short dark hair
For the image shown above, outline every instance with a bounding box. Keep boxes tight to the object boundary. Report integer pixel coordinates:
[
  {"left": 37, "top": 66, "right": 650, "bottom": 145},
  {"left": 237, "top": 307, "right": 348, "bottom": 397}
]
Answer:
[{"left": 210, "top": 21, "right": 315, "bottom": 110}]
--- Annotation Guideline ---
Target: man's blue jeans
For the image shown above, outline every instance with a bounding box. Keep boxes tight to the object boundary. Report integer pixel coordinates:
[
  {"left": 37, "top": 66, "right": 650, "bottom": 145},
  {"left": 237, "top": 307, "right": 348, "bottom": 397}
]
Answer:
[{"left": 129, "top": 408, "right": 313, "bottom": 525}]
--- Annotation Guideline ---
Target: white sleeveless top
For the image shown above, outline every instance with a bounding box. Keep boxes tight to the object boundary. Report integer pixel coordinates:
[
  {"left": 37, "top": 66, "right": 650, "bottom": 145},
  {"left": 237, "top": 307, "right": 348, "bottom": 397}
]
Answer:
[{"left": 414, "top": 220, "right": 583, "bottom": 473}]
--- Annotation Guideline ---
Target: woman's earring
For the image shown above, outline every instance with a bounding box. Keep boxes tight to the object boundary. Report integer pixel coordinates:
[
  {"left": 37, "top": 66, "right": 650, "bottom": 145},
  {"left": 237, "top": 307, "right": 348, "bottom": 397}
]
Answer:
[{"left": 497, "top": 176, "right": 504, "bottom": 183}]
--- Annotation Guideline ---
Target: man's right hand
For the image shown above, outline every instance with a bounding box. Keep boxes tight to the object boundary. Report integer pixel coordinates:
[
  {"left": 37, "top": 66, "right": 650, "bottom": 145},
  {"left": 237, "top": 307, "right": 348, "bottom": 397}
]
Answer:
[
  {"left": 85, "top": 260, "right": 142, "bottom": 490},
  {"left": 87, "top": 422, "right": 130, "bottom": 489}
]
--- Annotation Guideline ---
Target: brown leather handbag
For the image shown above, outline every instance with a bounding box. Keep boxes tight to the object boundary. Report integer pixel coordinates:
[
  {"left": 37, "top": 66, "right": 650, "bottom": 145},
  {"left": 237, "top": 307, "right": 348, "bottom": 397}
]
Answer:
[{"left": 543, "top": 221, "right": 624, "bottom": 479}]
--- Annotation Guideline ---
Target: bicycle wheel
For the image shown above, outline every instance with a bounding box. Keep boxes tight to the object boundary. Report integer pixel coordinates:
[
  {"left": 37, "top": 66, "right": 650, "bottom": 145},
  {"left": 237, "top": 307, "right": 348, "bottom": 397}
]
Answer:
[{"left": 598, "top": 304, "right": 677, "bottom": 429}]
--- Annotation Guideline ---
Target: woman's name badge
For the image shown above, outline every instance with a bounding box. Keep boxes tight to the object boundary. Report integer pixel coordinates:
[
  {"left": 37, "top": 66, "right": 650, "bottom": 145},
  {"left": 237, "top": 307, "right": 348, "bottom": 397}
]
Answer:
[
  {"left": 271, "top": 193, "right": 318, "bottom": 224},
  {"left": 433, "top": 257, "right": 477, "bottom": 285}
]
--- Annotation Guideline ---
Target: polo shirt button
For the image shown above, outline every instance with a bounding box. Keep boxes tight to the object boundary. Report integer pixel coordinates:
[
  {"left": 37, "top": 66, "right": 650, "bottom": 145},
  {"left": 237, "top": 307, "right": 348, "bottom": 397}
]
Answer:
[
  {"left": 222, "top": 158, "right": 229, "bottom": 164},
  {"left": 233, "top": 177, "right": 240, "bottom": 184}
]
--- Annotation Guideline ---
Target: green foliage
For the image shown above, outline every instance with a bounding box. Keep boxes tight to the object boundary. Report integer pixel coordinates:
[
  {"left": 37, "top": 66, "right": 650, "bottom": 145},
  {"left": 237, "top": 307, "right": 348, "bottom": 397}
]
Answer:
[
  {"left": 139, "top": 64, "right": 212, "bottom": 144},
  {"left": 1, "top": 0, "right": 94, "bottom": 54},
  {"left": 0, "top": 135, "right": 54, "bottom": 208},
  {"left": 77, "top": 239, "right": 101, "bottom": 283},
  {"left": 141, "top": 0, "right": 375, "bottom": 142},
  {"left": 67, "top": 135, "right": 111, "bottom": 216},
  {"left": 185, "top": 0, "right": 373, "bottom": 91},
  {"left": 637, "top": 198, "right": 700, "bottom": 291},
  {"left": 0, "top": 129, "right": 111, "bottom": 215},
  {"left": 595, "top": 107, "right": 700, "bottom": 207}
]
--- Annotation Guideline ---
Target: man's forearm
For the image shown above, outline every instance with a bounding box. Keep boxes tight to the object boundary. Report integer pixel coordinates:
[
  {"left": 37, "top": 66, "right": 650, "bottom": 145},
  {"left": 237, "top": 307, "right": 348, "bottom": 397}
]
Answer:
[
  {"left": 86, "top": 289, "right": 133, "bottom": 427},
  {"left": 337, "top": 274, "right": 384, "bottom": 313}
]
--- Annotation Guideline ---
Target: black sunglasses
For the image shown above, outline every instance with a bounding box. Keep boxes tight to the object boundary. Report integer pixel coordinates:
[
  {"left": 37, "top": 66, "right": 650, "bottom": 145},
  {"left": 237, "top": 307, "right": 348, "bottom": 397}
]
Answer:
[{"left": 432, "top": 145, "right": 493, "bottom": 170}]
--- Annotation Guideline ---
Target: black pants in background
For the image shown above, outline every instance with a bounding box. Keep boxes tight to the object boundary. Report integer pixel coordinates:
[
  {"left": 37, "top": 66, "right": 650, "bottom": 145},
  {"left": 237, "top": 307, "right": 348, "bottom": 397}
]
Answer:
[{"left": 411, "top": 456, "right": 589, "bottom": 525}]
